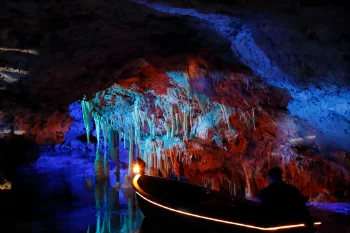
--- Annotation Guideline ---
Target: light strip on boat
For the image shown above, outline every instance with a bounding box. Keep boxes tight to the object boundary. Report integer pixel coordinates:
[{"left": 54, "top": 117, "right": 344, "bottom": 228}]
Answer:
[{"left": 133, "top": 175, "right": 321, "bottom": 231}]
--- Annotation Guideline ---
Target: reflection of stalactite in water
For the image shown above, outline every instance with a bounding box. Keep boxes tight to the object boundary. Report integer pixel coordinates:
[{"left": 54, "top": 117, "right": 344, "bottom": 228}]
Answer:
[
  {"left": 109, "top": 187, "right": 121, "bottom": 232},
  {"left": 94, "top": 180, "right": 110, "bottom": 233},
  {"left": 90, "top": 171, "right": 143, "bottom": 233},
  {"left": 96, "top": 209, "right": 101, "bottom": 233},
  {"left": 120, "top": 188, "right": 134, "bottom": 233},
  {"left": 128, "top": 194, "right": 134, "bottom": 232}
]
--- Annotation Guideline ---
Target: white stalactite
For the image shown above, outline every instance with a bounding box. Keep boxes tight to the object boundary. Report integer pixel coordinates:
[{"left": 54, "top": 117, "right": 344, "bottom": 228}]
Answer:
[
  {"left": 128, "top": 127, "right": 134, "bottom": 175},
  {"left": 94, "top": 150, "right": 104, "bottom": 180},
  {"left": 82, "top": 99, "right": 93, "bottom": 143},
  {"left": 92, "top": 112, "right": 101, "bottom": 149},
  {"left": 103, "top": 151, "right": 109, "bottom": 178},
  {"left": 101, "top": 117, "right": 108, "bottom": 149}
]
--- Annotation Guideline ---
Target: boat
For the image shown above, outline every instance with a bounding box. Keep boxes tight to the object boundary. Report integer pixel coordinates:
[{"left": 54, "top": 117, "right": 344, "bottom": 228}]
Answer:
[{"left": 132, "top": 170, "right": 321, "bottom": 232}]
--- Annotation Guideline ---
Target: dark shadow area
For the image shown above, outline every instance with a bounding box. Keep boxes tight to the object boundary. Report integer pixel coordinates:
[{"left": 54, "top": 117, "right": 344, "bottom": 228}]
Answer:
[
  {"left": 0, "top": 0, "right": 237, "bottom": 151},
  {"left": 76, "top": 133, "right": 97, "bottom": 144},
  {"left": 0, "top": 0, "right": 213, "bottom": 110},
  {"left": 0, "top": 136, "right": 40, "bottom": 173},
  {"left": 141, "top": 0, "right": 350, "bottom": 86},
  {"left": 0, "top": 167, "right": 74, "bottom": 233}
]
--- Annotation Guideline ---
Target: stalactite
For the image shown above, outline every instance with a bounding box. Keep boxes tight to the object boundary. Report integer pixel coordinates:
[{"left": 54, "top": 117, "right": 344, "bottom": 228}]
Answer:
[
  {"left": 220, "top": 104, "right": 236, "bottom": 133},
  {"left": 234, "top": 182, "right": 238, "bottom": 196},
  {"left": 174, "top": 153, "right": 181, "bottom": 180},
  {"left": 160, "top": 157, "right": 167, "bottom": 178},
  {"left": 101, "top": 117, "right": 108, "bottom": 148},
  {"left": 94, "top": 150, "right": 104, "bottom": 180},
  {"left": 194, "top": 92, "right": 209, "bottom": 114},
  {"left": 242, "top": 164, "right": 251, "bottom": 197},
  {"left": 183, "top": 108, "right": 188, "bottom": 139},
  {"left": 123, "top": 132, "right": 126, "bottom": 149},
  {"left": 114, "top": 132, "right": 120, "bottom": 183},
  {"left": 175, "top": 112, "right": 179, "bottom": 135},
  {"left": 103, "top": 151, "right": 109, "bottom": 178},
  {"left": 92, "top": 112, "right": 101, "bottom": 149},
  {"left": 151, "top": 114, "right": 155, "bottom": 138},
  {"left": 108, "top": 128, "right": 118, "bottom": 160},
  {"left": 128, "top": 127, "right": 134, "bottom": 175},
  {"left": 82, "top": 99, "right": 93, "bottom": 143},
  {"left": 170, "top": 105, "right": 175, "bottom": 138},
  {"left": 189, "top": 103, "right": 193, "bottom": 136}
]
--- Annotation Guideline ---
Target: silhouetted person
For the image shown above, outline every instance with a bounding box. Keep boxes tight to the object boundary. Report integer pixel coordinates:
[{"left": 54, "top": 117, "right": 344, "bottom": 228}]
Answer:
[{"left": 260, "top": 167, "right": 315, "bottom": 231}]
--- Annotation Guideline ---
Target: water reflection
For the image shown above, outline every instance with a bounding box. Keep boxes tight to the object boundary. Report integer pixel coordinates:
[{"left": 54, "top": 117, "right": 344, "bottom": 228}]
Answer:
[
  {"left": 91, "top": 179, "right": 143, "bottom": 233},
  {"left": 3, "top": 151, "right": 348, "bottom": 233},
  {"left": 2, "top": 151, "right": 145, "bottom": 233}
]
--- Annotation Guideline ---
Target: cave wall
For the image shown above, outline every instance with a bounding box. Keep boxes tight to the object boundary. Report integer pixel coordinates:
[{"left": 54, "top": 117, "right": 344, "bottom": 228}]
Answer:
[
  {"left": 81, "top": 54, "right": 349, "bottom": 201},
  {"left": 0, "top": 0, "right": 349, "bottom": 200},
  {"left": 134, "top": 0, "right": 350, "bottom": 152}
]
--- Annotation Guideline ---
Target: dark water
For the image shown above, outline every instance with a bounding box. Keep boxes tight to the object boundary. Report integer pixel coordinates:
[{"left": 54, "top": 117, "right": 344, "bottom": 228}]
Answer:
[
  {"left": 1, "top": 151, "right": 349, "bottom": 233},
  {"left": 1, "top": 151, "right": 142, "bottom": 233}
]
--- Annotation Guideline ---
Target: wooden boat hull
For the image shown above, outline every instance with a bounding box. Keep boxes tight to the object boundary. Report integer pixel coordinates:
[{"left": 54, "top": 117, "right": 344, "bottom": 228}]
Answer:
[{"left": 133, "top": 174, "right": 321, "bottom": 232}]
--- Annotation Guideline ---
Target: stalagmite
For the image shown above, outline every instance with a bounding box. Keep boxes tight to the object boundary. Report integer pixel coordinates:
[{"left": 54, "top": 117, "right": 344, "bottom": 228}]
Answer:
[{"left": 175, "top": 112, "right": 179, "bottom": 135}]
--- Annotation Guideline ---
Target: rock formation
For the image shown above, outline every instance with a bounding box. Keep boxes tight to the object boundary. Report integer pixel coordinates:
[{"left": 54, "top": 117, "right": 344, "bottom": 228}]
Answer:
[
  {"left": 0, "top": 0, "right": 349, "bottom": 201},
  {"left": 81, "top": 53, "right": 349, "bottom": 201}
]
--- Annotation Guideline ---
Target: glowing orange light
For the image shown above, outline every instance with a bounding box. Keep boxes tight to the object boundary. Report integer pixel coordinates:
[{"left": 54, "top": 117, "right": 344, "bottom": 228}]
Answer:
[
  {"left": 133, "top": 175, "right": 321, "bottom": 231},
  {"left": 133, "top": 164, "right": 140, "bottom": 174}
]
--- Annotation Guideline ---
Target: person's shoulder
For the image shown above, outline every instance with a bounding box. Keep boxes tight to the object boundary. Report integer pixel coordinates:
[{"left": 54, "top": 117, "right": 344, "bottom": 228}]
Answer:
[
  {"left": 260, "top": 185, "right": 272, "bottom": 197},
  {"left": 286, "top": 183, "right": 307, "bottom": 200},
  {"left": 286, "top": 183, "right": 300, "bottom": 192}
]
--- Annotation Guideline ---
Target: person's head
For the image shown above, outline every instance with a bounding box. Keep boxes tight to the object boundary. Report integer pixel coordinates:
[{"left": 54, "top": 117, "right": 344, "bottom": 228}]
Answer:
[{"left": 267, "top": 167, "right": 283, "bottom": 183}]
